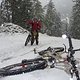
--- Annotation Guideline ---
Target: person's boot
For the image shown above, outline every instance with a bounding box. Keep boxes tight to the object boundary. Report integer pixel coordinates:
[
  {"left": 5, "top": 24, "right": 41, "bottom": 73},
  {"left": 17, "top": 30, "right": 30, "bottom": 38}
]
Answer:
[
  {"left": 36, "top": 41, "right": 38, "bottom": 45},
  {"left": 31, "top": 37, "right": 34, "bottom": 45},
  {"left": 31, "top": 41, "right": 34, "bottom": 45}
]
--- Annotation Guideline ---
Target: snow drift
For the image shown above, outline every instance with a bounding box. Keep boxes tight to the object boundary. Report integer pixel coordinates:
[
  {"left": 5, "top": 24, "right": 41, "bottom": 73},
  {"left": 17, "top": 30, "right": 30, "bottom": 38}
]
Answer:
[{"left": 0, "top": 23, "right": 27, "bottom": 33}]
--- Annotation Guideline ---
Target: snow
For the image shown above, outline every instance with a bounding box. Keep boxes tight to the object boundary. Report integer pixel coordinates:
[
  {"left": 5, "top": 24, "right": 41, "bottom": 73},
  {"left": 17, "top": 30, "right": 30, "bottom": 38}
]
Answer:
[
  {"left": 0, "top": 23, "right": 80, "bottom": 80},
  {"left": 0, "top": 23, "right": 27, "bottom": 33}
]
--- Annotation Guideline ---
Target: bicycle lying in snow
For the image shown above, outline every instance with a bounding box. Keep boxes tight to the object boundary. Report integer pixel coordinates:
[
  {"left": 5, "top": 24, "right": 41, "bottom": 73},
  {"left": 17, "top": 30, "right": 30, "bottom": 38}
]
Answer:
[
  {"left": 0, "top": 34, "right": 80, "bottom": 80},
  {"left": 0, "top": 47, "right": 64, "bottom": 76}
]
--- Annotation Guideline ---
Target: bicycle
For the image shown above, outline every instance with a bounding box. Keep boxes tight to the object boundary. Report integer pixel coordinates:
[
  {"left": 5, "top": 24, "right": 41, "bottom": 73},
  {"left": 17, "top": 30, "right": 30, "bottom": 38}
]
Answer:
[
  {"left": 25, "top": 33, "right": 31, "bottom": 46},
  {"left": 0, "top": 47, "right": 64, "bottom": 77}
]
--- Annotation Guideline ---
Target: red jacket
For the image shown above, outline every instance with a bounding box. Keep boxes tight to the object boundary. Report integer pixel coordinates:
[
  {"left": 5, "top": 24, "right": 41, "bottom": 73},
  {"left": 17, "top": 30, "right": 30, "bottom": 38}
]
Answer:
[{"left": 26, "top": 20, "right": 41, "bottom": 31}]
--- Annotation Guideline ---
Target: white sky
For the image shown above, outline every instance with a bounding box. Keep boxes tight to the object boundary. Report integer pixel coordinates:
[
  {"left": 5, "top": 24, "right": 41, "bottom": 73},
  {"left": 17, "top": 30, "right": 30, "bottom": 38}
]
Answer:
[
  {"left": 0, "top": 0, "right": 1, "bottom": 3},
  {"left": 39, "top": 0, "right": 74, "bottom": 18}
]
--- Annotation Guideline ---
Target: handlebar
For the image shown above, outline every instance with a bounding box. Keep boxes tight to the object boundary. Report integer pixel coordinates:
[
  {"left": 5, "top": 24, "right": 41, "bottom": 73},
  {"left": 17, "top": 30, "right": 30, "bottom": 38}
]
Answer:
[{"left": 73, "top": 48, "right": 80, "bottom": 52}]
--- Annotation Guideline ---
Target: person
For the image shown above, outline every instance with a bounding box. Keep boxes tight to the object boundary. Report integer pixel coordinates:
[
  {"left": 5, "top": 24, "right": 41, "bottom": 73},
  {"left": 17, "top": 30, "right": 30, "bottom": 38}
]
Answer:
[{"left": 26, "top": 18, "right": 41, "bottom": 45}]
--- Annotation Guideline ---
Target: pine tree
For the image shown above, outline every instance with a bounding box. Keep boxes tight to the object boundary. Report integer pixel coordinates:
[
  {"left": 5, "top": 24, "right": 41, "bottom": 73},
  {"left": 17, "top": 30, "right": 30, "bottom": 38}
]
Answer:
[
  {"left": 1, "top": 0, "right": 11, "bottom": 23},
  {"left": 44, "top": 0, "right": 62, "bottom": 36},
  {"left": 54, "top": 13, "right": 62, "bottom": 36},
  {"left": 32, "top": 0, "right": 44, "bottom": 20},
  {"left": 1, "top": 0, "right": 33, "bottom": 28},
  {"left": 70, "top": 0, "right": 80, "bottom": 39},
  {"left": 0, "top": 5, "right": 2, "bottom": 25},
  {"left": 9, "top": 0, "right": 33, "bottom": 26}
]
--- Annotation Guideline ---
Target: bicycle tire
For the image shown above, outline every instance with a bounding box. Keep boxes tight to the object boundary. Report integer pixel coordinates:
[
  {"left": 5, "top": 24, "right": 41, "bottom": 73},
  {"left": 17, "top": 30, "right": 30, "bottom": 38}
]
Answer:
[
  {"left": 0, "top": 58, "right": 47, "bottom": 76},
  {"left": 38, "top": 47, "right": 64, "bottom": 56},
  {"left": 25, "top": 34, "right": 31, "bottom": 46}
]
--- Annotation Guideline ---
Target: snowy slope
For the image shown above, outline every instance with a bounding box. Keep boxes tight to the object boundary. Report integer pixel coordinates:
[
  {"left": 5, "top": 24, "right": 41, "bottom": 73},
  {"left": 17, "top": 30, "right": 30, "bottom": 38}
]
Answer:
[
  {"left": 0, "top": 24, "right": 80, "bottom": 80},
  {"left": 0, "top": 33, "right": 80, "bottom": 80}
]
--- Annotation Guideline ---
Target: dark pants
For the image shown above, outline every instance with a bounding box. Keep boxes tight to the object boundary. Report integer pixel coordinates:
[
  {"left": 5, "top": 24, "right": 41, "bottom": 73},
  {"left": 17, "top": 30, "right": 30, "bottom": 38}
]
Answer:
[{"left": 31, "top": 30, "right": 39, "bottom": 45}]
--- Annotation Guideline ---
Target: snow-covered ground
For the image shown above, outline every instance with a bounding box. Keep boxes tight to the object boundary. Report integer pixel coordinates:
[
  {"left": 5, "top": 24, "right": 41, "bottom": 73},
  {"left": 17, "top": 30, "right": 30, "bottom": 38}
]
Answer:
[{"left": 0, "top": 24, "right": 80, "bottom": 80}]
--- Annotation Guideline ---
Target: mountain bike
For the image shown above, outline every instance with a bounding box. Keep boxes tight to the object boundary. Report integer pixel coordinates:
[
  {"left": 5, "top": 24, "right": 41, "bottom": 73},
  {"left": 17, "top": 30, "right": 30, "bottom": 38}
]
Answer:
[
  {"left": 0, "top": 47, "right": 64, "bottom": 77},
  {"left": 25, "top": 33, "right": 31, "bottom": 46}
]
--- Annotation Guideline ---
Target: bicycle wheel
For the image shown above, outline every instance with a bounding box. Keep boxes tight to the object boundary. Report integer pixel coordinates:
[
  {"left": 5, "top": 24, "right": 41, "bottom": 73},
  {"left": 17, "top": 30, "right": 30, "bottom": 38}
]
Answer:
[
  {"left": 25, "top": 34, "right": 31, "bottom": 46},
  {"left": 38, "top": 47, "right": 64, "bottom": 56},
  {"left": 0, "top": 58, "right": 47, "bottom": 76}
]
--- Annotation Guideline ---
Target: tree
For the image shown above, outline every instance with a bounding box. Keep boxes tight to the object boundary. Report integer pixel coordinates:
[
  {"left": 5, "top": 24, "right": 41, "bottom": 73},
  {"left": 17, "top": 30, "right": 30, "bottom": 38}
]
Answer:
[
  {"left": 70, "top": 0, "right": 80, "bottom": 39},
  {"left": 1, "top": 0, "right": 11, "bottom": 23},
  {"left": 0, "top": 0, "right": 33, "bottom": 27},
  {"left": 0, "top": 5, "right": 2, "bottom": 25},
  {"left": 54, "top": 12, "right": 62, "bottom": 36},
  {"left": 32, "top": 0, "right": 44, "bottom": 20},
  {"left": 44, "top": 0, "right": 62, "bottom": 36},
  {"left": 8, "top": 0, "right": 33, "bottom": 27}
]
